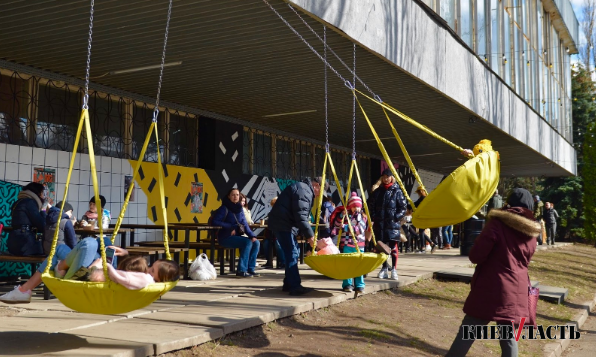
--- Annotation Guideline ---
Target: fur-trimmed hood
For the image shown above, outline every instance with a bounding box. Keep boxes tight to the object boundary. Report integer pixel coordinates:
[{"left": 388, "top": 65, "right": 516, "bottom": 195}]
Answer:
[{"left": 488, "top": 208, "right": 541, "bottom": 237}]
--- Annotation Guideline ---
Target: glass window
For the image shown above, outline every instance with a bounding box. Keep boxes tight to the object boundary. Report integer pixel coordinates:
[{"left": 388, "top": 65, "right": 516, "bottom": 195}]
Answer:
[
  {"left": 490, "top": 0, "right": 501, "bottom": 74},
  {"left": 276, "top": 137, "right": 293, "bottom": 180},
  {"left": 440, "top": 0, "right": 456, "bottom": 29},
  {"left": 36, "top": 82, "right": 81, "bottom": 151},
  {"left": 460, "top": 0, "right": 473, "bottom": 47},
  {"left": 0, "top": 73, "right": 29, "bottom": 145},
  {"left": 331, "top": 150, "right": 346, "bottom": 185},
  {"left": 88, "top": 92, "right": 125, "bottom": 158},
  {"left": 167, "top": 111, "right": 198, "bottom": 167},
  {"left": 295, "top": 141, "right": 312, "bottom": 179},
  {"left": 242, "top": 130, "right": 251, "bottom": 175},
  {"left": 131, "top": 102, "right": 165, "bottom": 163},
  {"left": 503, "top": 7, "right": 511, "bottom": 85},
  {"left": 476, "top": 0, "right": 487, "bottom": 56},
  {"left": 253, "top": 132, "right": 272, "bottom": 176},
  {"left": 314, "top": 146, "right": 326, "bottom": 178}
]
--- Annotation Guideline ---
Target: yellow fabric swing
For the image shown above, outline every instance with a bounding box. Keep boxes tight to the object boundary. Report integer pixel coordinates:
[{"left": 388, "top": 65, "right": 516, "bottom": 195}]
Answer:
[
  {"left": 353, "top": 90, "right": 500, "bottom": 228},
  {"left": 304, "top": 152, "right": 387, "bottom": 280},
  {"left": 304, "top": 38, "right": 387, "bottom": 280},
  {"left": 41, "top": 0, "right": 177, "bottom": 315}
]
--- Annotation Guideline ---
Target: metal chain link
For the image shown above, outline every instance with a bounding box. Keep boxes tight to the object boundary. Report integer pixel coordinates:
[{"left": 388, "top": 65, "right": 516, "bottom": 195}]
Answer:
[
  {"left": 82, "top": 0, "right": 95, "bottom": 110},
  {"left": 153, "top": 0, "right": 173, "bottom": 122},
  {"left": 324, "top": 26, "right": 329, "bottom": 153},
  {"left": 352, "top": 43, "right": 356, "bottom": 160},
  {"left": 286, "top": 3, "right": 381, "bottom": 102},
  {"left": 262, "top": 0, "right": 350, "bottom": 88}
]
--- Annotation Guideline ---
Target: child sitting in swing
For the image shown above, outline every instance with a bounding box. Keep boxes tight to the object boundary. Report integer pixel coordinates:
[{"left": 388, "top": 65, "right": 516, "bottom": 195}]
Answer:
[{"left": 331, "top": 192, "right": 370, "bottom": 293}]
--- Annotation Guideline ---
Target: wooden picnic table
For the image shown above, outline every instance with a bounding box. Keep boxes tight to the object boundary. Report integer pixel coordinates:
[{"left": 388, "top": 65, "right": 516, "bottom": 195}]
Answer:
[
  {"left": 73, "top": 228, "right": 132, "bottom": 247},
  {"left": 112, "top": 223, "right": 222, "bottom": 279}
]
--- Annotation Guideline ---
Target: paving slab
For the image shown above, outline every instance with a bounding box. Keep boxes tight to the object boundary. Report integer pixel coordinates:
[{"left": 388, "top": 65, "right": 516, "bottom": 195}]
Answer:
[
  {"left": 0, "top": 331, "right": 152, "bottom": 357},
  {"left": 72, "top": 318, "right": 223, "bottom": 355},
  {"left": 537, "top": 284, "right": 569, "bottom": 304},
  {"left": 0, "top": 310, "right": 123, "bottom": 333}
]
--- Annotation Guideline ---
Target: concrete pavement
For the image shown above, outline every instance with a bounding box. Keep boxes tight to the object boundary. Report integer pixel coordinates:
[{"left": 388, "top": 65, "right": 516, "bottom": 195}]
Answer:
[{"left": 0, "top": 243, "right": 570, "bottom": 356}]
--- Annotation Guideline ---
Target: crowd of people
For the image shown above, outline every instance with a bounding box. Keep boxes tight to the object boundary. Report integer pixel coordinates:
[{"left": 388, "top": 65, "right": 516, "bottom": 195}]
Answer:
[{"left": 1, "top": 170, "right": 560, "bottom": 356}]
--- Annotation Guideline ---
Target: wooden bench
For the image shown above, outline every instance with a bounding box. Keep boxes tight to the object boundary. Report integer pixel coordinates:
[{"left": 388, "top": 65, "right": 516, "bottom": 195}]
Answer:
[
  {"left": 137, "top": 241, "right": 235, "bottom": 276},
  {"left": 0, "top": 255, "right": 51, "bottom": 300}
]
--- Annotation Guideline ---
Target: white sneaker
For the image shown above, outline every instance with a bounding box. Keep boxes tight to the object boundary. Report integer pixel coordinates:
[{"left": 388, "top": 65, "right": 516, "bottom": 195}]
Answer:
[
  {"left": 0, "top": 286, "right": 32, "bottom": 304},
  {"left": 390, "top": 269, "right": 399, "bottom": 280},
  {"left": 54, "top": 260, "right": 66, "bottom": 278},
  {"left": 377, "top": 268, "right": 388, "bottom": 279}
]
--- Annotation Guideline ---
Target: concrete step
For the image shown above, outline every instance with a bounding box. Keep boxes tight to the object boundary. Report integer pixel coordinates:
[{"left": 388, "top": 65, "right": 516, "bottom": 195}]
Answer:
[
  {"left": 536, "top": 284, "right": 568, "bottom": 304},
  {"left": 434, "top": 267, "right": 539, "bottom": 287}
]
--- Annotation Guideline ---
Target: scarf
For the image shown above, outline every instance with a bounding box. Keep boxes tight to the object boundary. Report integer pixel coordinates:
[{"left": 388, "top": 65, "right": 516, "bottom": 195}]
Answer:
[
  {"left": 383, "top": 183, "right": 393, "bottom": 189},
  {"left": 84, "top": 210, "right": 99, "bottom": 220},
  {"left": 17, "top": 190, "right": 42, "bottom": 210}
]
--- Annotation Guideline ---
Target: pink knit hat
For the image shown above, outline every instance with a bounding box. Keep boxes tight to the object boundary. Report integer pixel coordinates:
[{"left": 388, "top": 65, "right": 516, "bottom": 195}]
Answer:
[{"left": 347, "top": 192, "right": 362, "bottom": 209}]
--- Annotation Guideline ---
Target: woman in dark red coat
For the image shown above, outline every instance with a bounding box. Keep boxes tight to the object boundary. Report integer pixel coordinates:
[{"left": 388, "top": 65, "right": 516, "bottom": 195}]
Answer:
[{"left": 446, "top": 188, "right": 541, "bottom": 357}]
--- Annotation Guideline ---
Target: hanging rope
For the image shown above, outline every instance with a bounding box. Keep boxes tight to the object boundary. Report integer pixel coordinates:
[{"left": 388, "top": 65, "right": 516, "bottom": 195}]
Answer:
[{"left": 82, "top": 0, "right": 94, "bottom": 110}]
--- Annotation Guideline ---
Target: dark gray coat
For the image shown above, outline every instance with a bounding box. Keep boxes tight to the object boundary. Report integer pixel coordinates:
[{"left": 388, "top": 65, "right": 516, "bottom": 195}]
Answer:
[
  {"left": 268, "top": 179, "right": 315, "bottom": 237},
  {"left": 367, "top": 183, "right": 407, "bottom": 242}
]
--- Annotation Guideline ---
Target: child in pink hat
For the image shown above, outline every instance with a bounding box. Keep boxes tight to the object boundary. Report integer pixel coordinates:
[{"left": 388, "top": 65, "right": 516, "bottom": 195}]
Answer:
[{"left": 331, "top": 192, "right": 370, "bottom": 293}]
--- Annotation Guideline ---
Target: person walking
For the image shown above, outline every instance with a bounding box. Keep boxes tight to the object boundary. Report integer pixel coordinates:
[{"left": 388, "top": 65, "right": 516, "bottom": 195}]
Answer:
[
  {"left": 268, "top": 177, "right": 324, "bottom": 296},
  {"left": 367, "top": 169, "right": 407, "bottom": 280},
  {"left": 446, "top": 188, "right": 541, "bottom": 357},
  {"left": 543, "top": 202, "right": 559, "bottom": 245},
  {"left": 487, "top": 190, "right": 503, "bottom": 212}
]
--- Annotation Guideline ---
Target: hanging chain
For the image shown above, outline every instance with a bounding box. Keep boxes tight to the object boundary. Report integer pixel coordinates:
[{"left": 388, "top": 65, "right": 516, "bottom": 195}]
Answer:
[
  {"left": 324, "top": 26, "right": 329, "bottom": 153},
  {"left": 352, "top": 43, "right": 356, "bottom": 160},
  {"left": 152, "top": 0, "right": 173, "bottom": 122},
  {"left": 287, "top": 3, "right": 381, "bottom": 102},
  {"left": 262, "top": 0, "right": 350, "bottom": 87},
  {"left": 82, "top": 0, "right": 95, "bottom": 110}
]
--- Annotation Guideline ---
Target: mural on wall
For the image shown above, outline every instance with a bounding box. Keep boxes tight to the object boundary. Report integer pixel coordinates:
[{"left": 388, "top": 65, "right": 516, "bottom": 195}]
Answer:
[
  {"left": 33, "top": 167, "right": 56, "bottom": 205},
  {"left": 0, "top": 180, "right": 31, "bottom": 279},
  {"left": 190, "top": 182, "right": 204, "bottom": 214},
  {"left": 129, "top": 161, "right": 221, "bottom": 227},
  {"left": 242, "top": 176, "right": 282, "bottom": 223}
]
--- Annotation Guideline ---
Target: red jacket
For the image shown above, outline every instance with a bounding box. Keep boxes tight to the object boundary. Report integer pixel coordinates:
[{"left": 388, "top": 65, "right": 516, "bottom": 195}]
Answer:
[{"left": 463, "top": 208, "right": 541, "bottom": 324}]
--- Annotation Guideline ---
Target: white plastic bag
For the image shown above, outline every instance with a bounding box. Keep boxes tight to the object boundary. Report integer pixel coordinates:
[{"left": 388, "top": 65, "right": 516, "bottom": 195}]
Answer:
[{"left": 189, "top": 253, "right": 217, "bottom": 281}]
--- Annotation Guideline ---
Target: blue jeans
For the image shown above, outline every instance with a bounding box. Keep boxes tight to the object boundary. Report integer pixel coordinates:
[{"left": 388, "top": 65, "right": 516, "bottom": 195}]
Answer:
[
  {"left": 442, "top": 225, "right": 453, "bottom": 245},
  {"left": 262, "top": 238, "right": 285, "bottom": 266},
  {"left": 219, "top": 236, "right": 260, "bottom": 273},
  {"left": 37, "top": 237, "right": 115, "bottom": 277},
  {"left": 343, "top": 246, "right": 364, "bottom": 289},
  {"left": 275, "top": 231, "right": 301, "bottom": 291}
]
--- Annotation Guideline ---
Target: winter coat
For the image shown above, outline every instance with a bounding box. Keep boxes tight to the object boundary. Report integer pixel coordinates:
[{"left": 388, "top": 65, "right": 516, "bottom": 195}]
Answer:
[
  {"left": 463, "top": 208, "right": 541, "bottom": 324},
  {"left": 212, "top": 198, "right": 256, "bottom": 240},
  {"left": 268, "top": 179, "right": 315, "bottom": 237},
  {"left": 543, "top": 208, "right": 559, "bottom": 225},
  {"left": 317, "top": 201, "right": 334, "bottom": 238},
  {"left": 331, "top": 210, "right": 369, "bottom": 249},
  {"left": 7, "top": 190, "right": 47, "bottom": 256},
  {"left": 43, "top": 206, "right": 77, "bottom": 254},
  {"left": 367, "top": 183, "right": 407, "bottom": 242}
]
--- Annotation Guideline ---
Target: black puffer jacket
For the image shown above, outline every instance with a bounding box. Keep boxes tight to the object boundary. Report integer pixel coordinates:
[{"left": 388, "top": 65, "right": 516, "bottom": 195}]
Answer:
[
  {"left": 268, "top": 179, "right": 315, "bottom": 238},
  {"left": 367, "top": 183, "right": 407, "bottom": 242}
]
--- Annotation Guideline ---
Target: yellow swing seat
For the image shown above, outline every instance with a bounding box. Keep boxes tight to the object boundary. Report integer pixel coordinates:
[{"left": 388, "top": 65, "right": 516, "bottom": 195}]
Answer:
[
  {"left": 305, "top": 252, "right": 387, "bottom": 280},
  {"left": 412, "top": 150, "right": 500, "bottom": 228},
  {"left": 41, "top": 272, "right": 176, "bottom": 315}
]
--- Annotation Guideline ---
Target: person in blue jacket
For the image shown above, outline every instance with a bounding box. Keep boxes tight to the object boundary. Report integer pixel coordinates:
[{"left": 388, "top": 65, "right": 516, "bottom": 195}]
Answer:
[
  {"left": 268, "top": 177, "right": 324, "bottom": 296},
  {"left": 212, "top": 188, "right": 260, "bottom": 278},
  {"left": 7, "top": 182, "right": 49, "bottom": 256}
]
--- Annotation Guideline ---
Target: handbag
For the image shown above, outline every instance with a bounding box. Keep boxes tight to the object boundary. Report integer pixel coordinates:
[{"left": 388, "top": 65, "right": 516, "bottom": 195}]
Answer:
[
  {"left": 527, "top": 275, "right": 539, "bottom": 327},
  {"left": 189, "top": 253, "right": 217, "bottom": 281},
  {"left": 233, "top": 214, "right": 246, "bottom": 236}
]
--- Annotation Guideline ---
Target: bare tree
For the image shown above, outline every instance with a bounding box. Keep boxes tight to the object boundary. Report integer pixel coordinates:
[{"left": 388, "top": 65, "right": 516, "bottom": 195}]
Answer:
[{"left": 582, "top": 0, "right": 596, "bottom": 69}]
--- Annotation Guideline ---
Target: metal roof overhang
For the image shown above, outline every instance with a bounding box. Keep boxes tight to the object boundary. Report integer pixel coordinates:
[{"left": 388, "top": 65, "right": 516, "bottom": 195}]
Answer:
[{"left": 0, "top": 0, "right": 572, "bottom": 177}]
